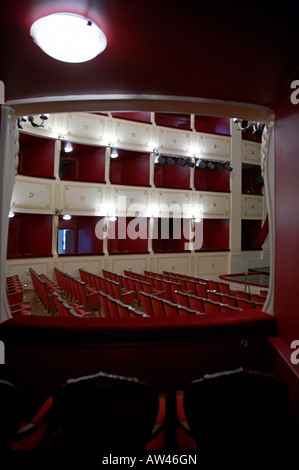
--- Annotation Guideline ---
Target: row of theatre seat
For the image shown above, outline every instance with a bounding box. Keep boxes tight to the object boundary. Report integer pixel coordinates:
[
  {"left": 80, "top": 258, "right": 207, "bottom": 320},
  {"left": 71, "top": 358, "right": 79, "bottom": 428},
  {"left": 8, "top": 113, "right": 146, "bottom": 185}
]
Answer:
[
  {"left": 1, "top": 367, "right": 290, "bottom": 454},
  {"left": 28, "top": 268, "right": 95, "bottom": 318},
  {"left": 6, "top": 275, "right": 31, "bottom": 316},
  {"left": 101, "top": 268, "right": 265, "bottom": 314},
  {"left": 28, "top": 265, "right": 265, "bottom": 319},
  {"left": 161, "top": 270, "right": 267, "bottom": 301}
]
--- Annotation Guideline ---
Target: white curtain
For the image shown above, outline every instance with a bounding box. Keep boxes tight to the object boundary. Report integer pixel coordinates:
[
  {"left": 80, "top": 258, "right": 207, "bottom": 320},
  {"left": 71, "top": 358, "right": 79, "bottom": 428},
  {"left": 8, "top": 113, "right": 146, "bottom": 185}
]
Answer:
[
  {"left": 0, "top": 105, "right": 18, "bottom": 323},
  {"left": 262, "top": 123, "right": 275, "bottom": 314}
]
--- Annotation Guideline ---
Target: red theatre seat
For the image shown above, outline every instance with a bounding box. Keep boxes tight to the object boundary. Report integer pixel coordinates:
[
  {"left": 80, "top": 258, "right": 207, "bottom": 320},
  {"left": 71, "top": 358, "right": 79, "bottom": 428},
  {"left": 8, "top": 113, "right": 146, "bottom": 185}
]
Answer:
[
  {"left": 176, "top": 368, "right": 290, "bottom": 455},
  {"left": 9, "top": 371, "right": 166, "bottom": 452}
]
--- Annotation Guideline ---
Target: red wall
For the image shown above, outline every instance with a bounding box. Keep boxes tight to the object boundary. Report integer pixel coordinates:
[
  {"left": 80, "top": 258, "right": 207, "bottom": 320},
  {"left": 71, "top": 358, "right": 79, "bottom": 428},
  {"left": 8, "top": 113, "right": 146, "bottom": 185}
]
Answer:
[
  {"left": 274, "top": 89, "right": 299, "bottom": 344},
  {"left": 18, "top": 134, "right": 55, "bottom": 178}
]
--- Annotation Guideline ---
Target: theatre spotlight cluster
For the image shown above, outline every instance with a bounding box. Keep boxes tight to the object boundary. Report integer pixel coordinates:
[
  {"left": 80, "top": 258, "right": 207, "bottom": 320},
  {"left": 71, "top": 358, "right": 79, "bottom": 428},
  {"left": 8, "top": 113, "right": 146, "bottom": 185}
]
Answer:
[
  {"left": 155, "top": 154, "right": 195, "bottom": 168},
  {"left": 17, "top": 114, "right": 49, "bottom": 129}
]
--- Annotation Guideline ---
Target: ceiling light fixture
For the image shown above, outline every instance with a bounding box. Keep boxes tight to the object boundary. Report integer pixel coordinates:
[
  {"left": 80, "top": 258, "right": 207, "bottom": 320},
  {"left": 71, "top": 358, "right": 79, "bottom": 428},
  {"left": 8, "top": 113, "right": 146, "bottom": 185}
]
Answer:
[
  {"left": 63, "top": 214, "right": 72, "bottom": 221},
  {"left": 30, "top": 13, "right": 107, "bottom": 63}
]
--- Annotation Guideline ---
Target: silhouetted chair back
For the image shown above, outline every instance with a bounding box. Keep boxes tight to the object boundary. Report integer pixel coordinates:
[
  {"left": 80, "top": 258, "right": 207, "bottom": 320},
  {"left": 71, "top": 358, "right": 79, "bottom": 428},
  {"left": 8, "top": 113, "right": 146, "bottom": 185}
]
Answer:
[
  {"left": 0, "top": 379, "right": 23, "bottom": 450},
  {"left": 49, "top": 371, "right": 161, "bottom": 451},
  {"left": 181, "top": 368, "right": 290, "bottom": 455}
]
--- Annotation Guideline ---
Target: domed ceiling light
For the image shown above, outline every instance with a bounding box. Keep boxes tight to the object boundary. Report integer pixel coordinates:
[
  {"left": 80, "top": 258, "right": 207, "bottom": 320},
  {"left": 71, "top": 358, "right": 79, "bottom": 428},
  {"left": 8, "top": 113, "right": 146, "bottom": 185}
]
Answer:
[{"left": 30, "top": 13, "right": 107, "bottom": 63}]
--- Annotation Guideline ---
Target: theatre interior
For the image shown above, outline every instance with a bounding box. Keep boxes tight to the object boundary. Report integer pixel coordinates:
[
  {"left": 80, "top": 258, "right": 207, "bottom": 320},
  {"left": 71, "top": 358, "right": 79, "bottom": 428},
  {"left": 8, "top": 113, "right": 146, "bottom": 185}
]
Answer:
[{"left": 0, "top": 0, "right": 298, "bottom": 457}]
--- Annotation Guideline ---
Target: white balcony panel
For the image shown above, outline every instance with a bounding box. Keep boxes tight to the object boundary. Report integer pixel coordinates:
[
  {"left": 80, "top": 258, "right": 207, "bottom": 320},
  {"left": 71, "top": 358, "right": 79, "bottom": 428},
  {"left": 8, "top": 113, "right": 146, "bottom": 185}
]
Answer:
[
  {"left": 242, "top": 141, "right": 261, "bottom": 164},
  {"left": 62, "top": 183, "right": 103, "bottom": 213},
  {"left": 198, "top": 134, "right": 230, "bottom": 160},
  {"left": 12, "top": 177, "right": 53, "bottom": 212},
  {"left": 115, "top": 120, "right": 150, "bottom": 149},
  {"left": 159, "top": 128, "right": 191, "bottom": 154},
  {"left": 113, "top": 187, "right": 149, "bottom": 217},
  {"left": 66, "top": 113, "right": 105, "bottom": 144},
  {"left": 242, "top": 195, "right": 263, "bottom": 219},
  {"left": 198, "top": 192, "right": 230, "bottom": 218}
]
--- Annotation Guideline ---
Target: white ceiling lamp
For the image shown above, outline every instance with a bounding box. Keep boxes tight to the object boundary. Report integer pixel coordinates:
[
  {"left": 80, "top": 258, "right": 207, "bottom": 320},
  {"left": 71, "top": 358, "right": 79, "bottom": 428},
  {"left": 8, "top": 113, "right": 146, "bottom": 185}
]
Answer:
[
  {"left": 62, "top": 214, "right": 72, "bottom": 220},
  {"left": 30, "top": 13, "right": 107, "bottom": 63}
]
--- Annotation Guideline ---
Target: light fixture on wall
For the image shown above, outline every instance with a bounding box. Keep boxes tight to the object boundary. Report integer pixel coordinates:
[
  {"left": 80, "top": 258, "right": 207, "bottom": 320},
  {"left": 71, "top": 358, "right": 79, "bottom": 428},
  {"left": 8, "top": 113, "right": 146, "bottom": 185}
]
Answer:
[
  {"left": 157, "top": 156, "right": 166, "bottom": 165},
  {"left": 167, "top": 157, "right": 175, "bottom": 166},
  {"left": 17, "top": 114, "right": 49, "bottom": 129},
  {"left": 64, "top": 142, "right": 73, "bottom": 153},
  {"left": 177, "top": 158, "right": 186, "bottom": 167},
  {"left": 30, "top": 13, "right": 107, "bottom": 63},
  {"left": 196, "top": 159, "right": 206, "bottom": 169},
  {"left": 110, "top": 148, "right": 118, "bottom": 159},
  {"left": 55, "top": 209, "right": 71, "bottom": 220},
  {"left": 8, "top": 211, "right": 15, "bottom": 218},
  {"left": 224, "top": 162, "right": 233, "bottom": 172},
  {"left": 233, "top": 118, "right": 264, "bottom": 134},
  {"left": 185, "top": 159, "right": 195, "bottom": 168}
]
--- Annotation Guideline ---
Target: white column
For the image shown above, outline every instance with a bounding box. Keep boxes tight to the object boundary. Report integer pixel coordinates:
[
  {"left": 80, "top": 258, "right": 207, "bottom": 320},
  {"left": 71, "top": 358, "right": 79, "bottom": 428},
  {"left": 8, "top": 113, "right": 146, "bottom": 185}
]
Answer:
[
  {"left": 229, "top": 119, "right": 242, "bottom": 272},
  {"left": 0, "top": 105, "right": 18, "bottom": 322}
]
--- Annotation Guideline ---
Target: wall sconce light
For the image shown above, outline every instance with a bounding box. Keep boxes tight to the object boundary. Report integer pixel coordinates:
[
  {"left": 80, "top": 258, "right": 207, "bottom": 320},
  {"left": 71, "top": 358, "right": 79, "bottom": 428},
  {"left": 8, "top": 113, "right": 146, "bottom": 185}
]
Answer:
[
  {"left": 64, "top": 142, "right": 73, "bottom": 153},
  {"left": 55, "top": 208, "right": 71, "bottom": 220},
  {"left": 8, "top": 211, "right": 15, "bottom": 218},
  {"left": 110, "top": 148, "right": 118, "bottom": 159}
]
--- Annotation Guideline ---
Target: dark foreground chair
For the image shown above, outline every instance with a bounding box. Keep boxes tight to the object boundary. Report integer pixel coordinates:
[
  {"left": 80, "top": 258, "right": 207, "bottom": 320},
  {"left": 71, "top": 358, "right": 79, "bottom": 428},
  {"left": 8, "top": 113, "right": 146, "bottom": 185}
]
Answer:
[
  {"left": 0, "top": 379, "right": 23, "bottom": 450},
  {"left": 10, "top": 371, "right": 165, "bottom": 452},
  {"left": 176, "top": 368, "right": 290, "bottom": 455}
]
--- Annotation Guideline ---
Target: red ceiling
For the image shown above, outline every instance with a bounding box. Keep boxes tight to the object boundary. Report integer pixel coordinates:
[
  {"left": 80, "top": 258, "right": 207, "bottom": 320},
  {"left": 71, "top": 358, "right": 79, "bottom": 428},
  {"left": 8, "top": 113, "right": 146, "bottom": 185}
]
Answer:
[{"left": 1, "top": 0, "right": 299, "bottom": 113}]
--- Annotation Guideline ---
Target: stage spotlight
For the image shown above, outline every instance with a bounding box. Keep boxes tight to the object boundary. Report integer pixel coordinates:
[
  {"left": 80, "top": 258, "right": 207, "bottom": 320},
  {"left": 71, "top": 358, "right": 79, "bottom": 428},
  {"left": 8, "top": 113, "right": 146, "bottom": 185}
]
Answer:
[
  {"left": 158, "top": 156, "right": 166, "bottom": 165},
  {"left": 224, "top": 162, "right": 233, "bottom": 172},
  {"left": 207, "top": 161, "right": 215, "bottom": 170},
  {"left": 177, "top": 159, "right": 186, "bottom": 167},
  {"left": 185, "top": 159, "right": 195, "bottom": 168},
  {"left": 167, "top": 157, "right": 176, "bottom": 166},
  {"left": 216, "top": 162, "right": 224, "bottom": 171},
  {"left": 196, "top": 159, "right": 206, "bottom": 169}
]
